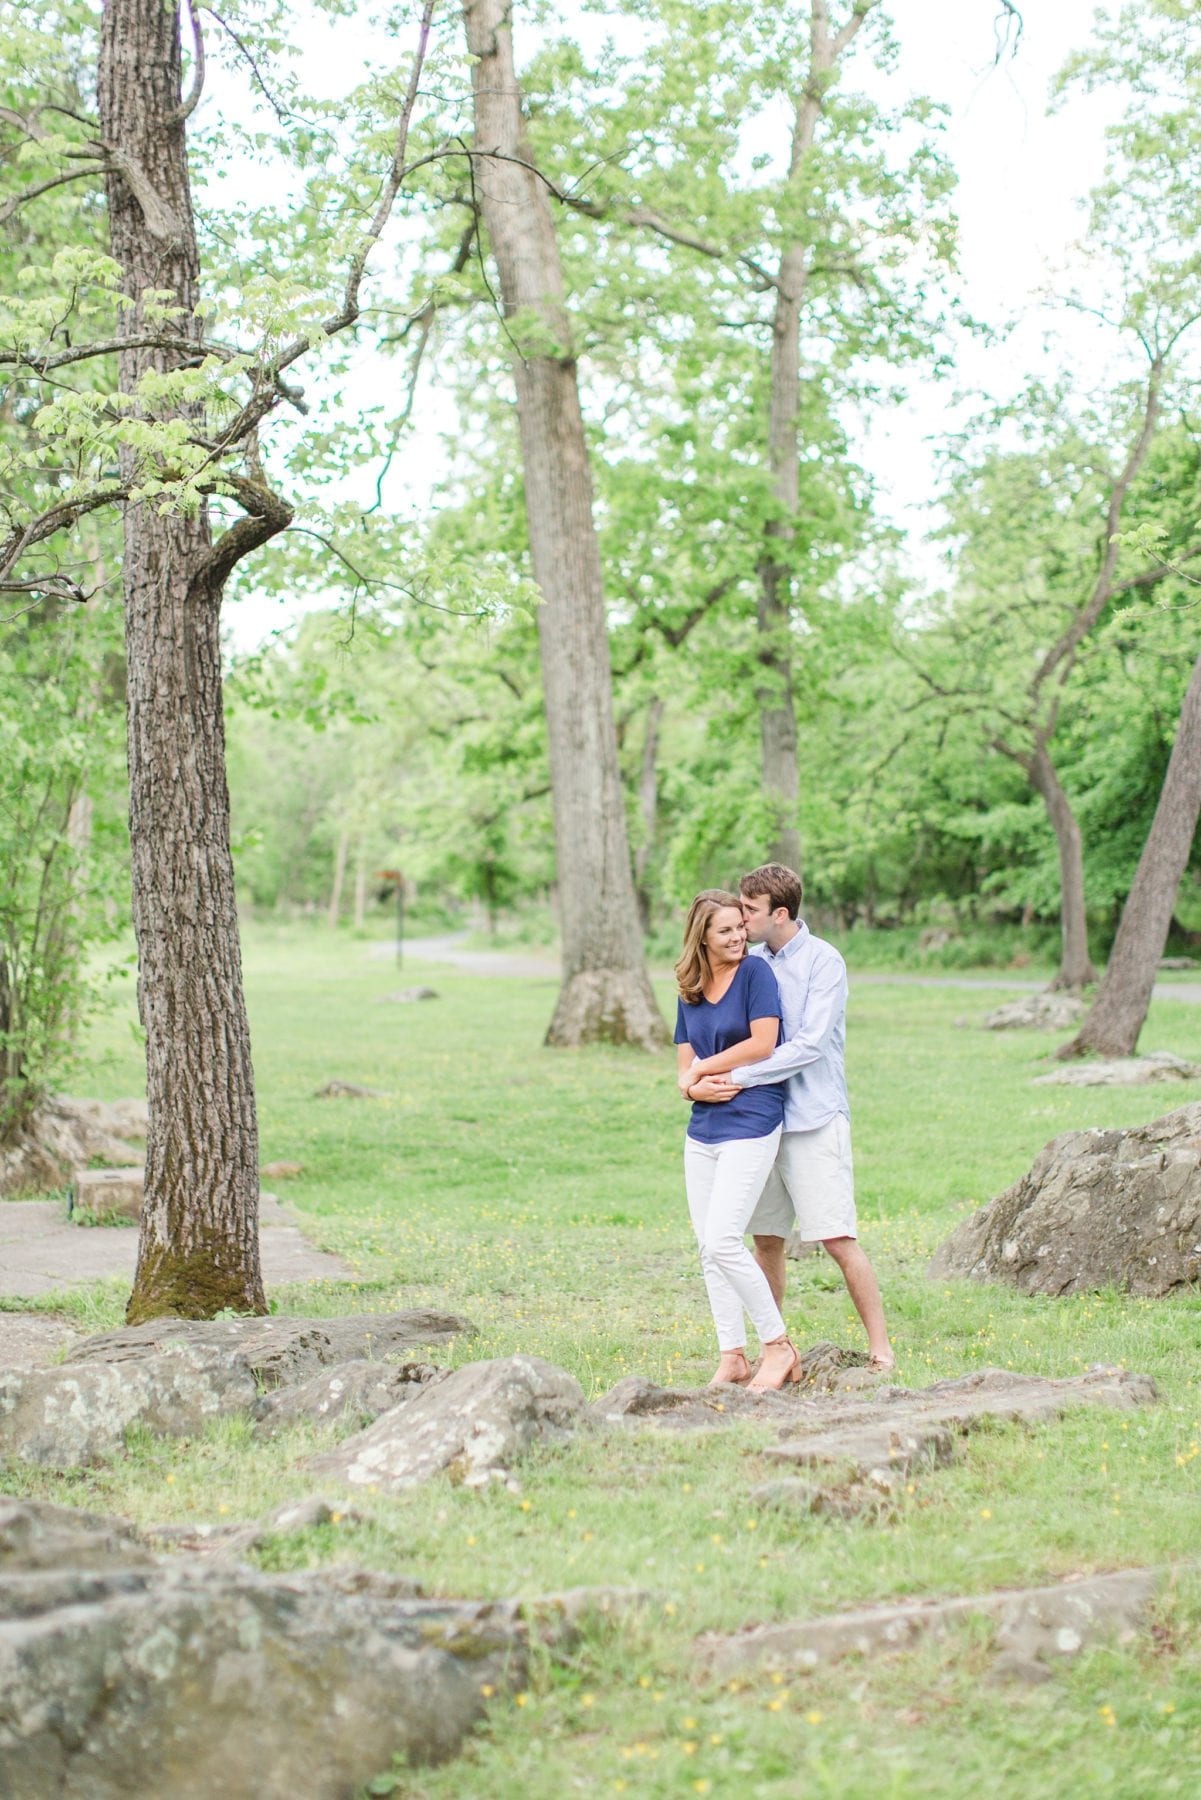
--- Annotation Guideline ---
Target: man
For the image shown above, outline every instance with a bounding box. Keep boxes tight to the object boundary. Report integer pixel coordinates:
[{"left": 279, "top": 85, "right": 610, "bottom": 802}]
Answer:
[{"left": 686, "top": 862, "right": 894, "bottom": 1372}]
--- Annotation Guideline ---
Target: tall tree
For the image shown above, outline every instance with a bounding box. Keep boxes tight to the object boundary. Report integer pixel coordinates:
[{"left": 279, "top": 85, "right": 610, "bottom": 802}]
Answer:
[
  {"left": 3, "top": 0, "right": 439, "bottom": 1315},
  {"left": 1062, "top": 638, "right": 1201, "bottom": 1057},
  {"left": 461, "top": 0, "right": 667, "bottom": 1048},
  {"left": 755, "top": 0, "right": 877, "bottom": 872}
]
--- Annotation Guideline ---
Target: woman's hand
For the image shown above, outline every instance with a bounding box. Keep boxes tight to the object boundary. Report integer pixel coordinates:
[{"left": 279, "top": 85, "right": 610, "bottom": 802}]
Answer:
[
  {"left": 690, "top": 1075, "right": 737, "bottom": 1102},
  {"left": 677, "top": 1056, "right": 701, "bottom": 1096}
]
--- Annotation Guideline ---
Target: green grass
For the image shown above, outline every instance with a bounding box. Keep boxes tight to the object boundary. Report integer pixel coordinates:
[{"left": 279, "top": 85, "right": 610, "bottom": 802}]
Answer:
[{"left": 6, "top": 920, "right": 1201, "bottom": 1798}]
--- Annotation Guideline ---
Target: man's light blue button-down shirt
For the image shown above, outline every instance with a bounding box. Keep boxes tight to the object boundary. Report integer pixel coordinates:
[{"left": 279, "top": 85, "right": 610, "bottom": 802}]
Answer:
[{"left": 730, "top": 923, "right": 850, "bottom": 1134}]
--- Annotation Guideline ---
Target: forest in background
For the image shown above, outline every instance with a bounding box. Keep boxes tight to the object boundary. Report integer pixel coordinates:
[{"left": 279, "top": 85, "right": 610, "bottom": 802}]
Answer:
[{"left": 3, "top": 1, "right": 1201, "bottom": 1281}]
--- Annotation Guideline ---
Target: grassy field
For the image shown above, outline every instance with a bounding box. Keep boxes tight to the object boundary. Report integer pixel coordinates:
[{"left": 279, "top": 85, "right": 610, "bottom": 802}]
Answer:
[{"left": 4, "top": 922, "right": 1201, "bottom": 1798}]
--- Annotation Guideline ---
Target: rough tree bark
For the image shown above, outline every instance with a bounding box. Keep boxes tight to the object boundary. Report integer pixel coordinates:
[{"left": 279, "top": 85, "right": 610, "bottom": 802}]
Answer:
[
  {"left": 1060, "top": 649, "right": 1201, "bottom": 1057},
  {"left": 756, "top": 0, "right": 875, "bottom": 873},
  {"left": 633, "top": 695, "right": 664, "bottom": 934},
  {"left": 462, "top": 0, "right": 667, "bottom": 1048},
  {"left": 100, "top": 0, "right": 286, "bottom": 1321}
]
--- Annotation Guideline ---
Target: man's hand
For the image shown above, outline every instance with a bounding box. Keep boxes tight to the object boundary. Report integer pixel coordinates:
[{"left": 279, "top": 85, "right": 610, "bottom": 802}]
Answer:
[{"left": 689, "top": 1074, "right": 737, "bottom": 1103}]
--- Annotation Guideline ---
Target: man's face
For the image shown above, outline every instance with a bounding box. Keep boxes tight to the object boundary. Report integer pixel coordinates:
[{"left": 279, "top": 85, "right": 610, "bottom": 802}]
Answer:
[{"left": 740, "top": 892, "right": 777, "bottom": 942}]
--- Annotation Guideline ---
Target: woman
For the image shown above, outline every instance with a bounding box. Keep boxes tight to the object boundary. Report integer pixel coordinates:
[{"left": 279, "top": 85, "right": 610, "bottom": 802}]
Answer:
[{"left": 674, "top": 890, "right": 799, "bottom": 1392}]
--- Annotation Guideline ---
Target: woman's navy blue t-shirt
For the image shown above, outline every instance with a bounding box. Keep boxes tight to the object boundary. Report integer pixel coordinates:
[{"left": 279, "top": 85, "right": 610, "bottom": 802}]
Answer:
[{"left": 674, "top": 956, "right": 786, "bottom": 1144}]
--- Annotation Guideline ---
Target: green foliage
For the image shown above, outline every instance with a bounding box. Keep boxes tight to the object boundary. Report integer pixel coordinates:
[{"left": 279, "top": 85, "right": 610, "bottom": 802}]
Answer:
[{"left": 0, "top": 594, "right": 126, "bottom": 1138}]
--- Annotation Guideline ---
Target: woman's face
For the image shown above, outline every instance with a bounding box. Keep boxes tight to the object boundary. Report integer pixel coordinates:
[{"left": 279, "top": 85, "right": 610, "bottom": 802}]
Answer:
[{"left": 704, "top": 905, "right": 747, "bottom": 963}]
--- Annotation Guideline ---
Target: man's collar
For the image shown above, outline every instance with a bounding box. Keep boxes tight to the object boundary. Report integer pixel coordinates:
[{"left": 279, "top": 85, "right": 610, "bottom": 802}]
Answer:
[{"left": 767, "top": 920, "right": 809, "bottom": 959}]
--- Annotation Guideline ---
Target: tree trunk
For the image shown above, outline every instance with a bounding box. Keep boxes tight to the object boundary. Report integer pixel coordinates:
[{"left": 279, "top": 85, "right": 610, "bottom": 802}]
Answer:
[
  {"left": 327, "top": 827, "right": 349, "bottom": 928},
  {"left": 1060, "top": 650, "right": 1201, "bottom": 1057},
  {"left": 353, "top": 849, "right": 367, "bottom": 931},
  {"left": 754, "top": 4, "right": 871, "bottom": 875},
  {"left": 633, "top": 696, "right": 664, "bottom": 934},
  {"left": 462, "top": 0, "right": 667, "bottom": 1048},
  {"left": 100, "top": 0, "right": 266, "bottom": 1320},
  {"left": 758, "top": 238, "right": 805, "bottom": 875},
  {"left": 1025, "top": 744, "right": 1097, "bottom": 991}
]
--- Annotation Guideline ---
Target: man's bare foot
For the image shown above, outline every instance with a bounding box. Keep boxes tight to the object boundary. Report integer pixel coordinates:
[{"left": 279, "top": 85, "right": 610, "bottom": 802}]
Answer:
[
  {"left": 868, "top": 1350, "right": 896, "bottom": 1374},
  {"left": 708, "top": 1349, "right": 753, "bottom": 1387},
  {"left": 747, "top": 1336, "right": 799, "bottom": 1394}
]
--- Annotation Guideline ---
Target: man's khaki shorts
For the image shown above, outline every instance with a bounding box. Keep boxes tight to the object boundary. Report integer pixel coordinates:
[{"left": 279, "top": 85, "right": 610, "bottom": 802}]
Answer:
[{"left": 747, "top": 1114, "right": 857, "bottom": 1241}]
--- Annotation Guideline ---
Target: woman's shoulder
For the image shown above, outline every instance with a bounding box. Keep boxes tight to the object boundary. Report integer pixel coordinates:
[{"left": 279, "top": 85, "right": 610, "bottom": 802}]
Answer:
[{"left": 744, "top": 952, "right": 779, "bottom": 988}]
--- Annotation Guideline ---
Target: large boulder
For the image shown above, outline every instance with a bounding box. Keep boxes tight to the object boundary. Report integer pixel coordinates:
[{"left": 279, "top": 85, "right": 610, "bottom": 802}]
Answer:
[
  {"left": 66, "top": 1309, "right": 475, "bottom": 1388},
  {"left": 0, "top": 1499, "right": 526, "bottom": 1799},
  {"left": 309, "top": 1354, "right": 584, "bottom": 1491},
  {"left": 930, "top": 1103, "right": 1201, "bottom": 1296}
]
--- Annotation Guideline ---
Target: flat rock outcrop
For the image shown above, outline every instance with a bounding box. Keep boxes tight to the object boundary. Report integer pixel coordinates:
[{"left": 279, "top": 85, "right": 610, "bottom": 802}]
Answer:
[
  {"left": 309, "top": 1354, "right": 584, "bottom": 1491},
  {"left": 760, "top": 1366, "right": 1155, "bottom": 1487},
  {"left": 592, "top": 1362, "right": 1156, "bottom": 1517},
  {"left": 66, "top": 1308, "right": 475, "bottom": 1387},
  {"left": 698, "top": 1567, "right": 1168, "bottom": 1684},
  {"left": 0, "top": 1313, "right": 475, "bottom": 1470},
  {"left": 984, "top": 993, "right": 1085, "bottom": 1030},
  {"left": 1033, "top": 1051, "right": 1201, "bottom": 1087},
  {"left": 930, "top": 1103, "right": 1201, "bottom": 1295},
  {"left": 0, "top": 1498, "right": 525, "bottom": 1799}
]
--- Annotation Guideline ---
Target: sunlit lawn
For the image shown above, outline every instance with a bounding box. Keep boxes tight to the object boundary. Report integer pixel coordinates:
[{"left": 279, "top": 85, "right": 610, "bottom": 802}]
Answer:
[{"left": 6, "top": 921, "right": 1201, "bottom": 1798}]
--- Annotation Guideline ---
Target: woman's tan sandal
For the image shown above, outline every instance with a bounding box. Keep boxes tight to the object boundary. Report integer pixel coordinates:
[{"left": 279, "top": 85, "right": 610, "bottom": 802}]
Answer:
[
  {"left": 708, "top": 1351, "right": 754, "bottom": 1388},
  {"left": 747, "top": 1337, "right": 800, "bottom": 1394}
]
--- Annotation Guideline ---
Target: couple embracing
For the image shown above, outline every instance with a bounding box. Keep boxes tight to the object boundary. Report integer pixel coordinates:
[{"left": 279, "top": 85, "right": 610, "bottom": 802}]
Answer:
[{"left": 674, "top": 863, "right": 893, "bottom": 1392}]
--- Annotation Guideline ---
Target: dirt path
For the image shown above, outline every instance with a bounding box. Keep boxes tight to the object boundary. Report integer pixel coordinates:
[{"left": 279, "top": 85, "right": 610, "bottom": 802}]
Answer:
[
  {"left": 0, "top": 1194, "right": 350, "bottom": 1348},
  {"left": 378, "top": 936, "right": 1201, "bottom": 1002}
]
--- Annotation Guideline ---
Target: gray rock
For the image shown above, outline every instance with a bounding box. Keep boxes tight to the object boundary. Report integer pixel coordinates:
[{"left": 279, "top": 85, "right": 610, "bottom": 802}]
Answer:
[
  {"left": 762, "top": 1419, "right": 955, "bottom": 1483},
  {"left": 252, "top": 1357, "right": 447, "bottom": 1437},
  {"left": 1158, "top": 956, "right": 1196, "bottom": 970},
  {"left": 589, "top": 1344, "right": 876, "bottom": 1432},
  {"left": 984, "top": 993, "right": 1085, "bottom": 1030},
  {"left": 764, "top": 1366, "right": 1157, "bottom": 1480},
  {"left": 0, "top": 1313, "right": 80, "bottom": 1371},
  {"left": 749, "top": 1477, "right": 893, "bottom": 1522},
  {"left": 313, "top": 1079, "right": 386, "bottom": 1098},
  {"left": 1032, "top": 1050, "right": 1201, "bottom": 1087},
  {"left": 0, "top": 1342, "right": 259, "bottom": 1469},
  {"left": 66, "top": 1309, "right": 476, "bottom": 1388},
  {"left": 309, "top": 1354, "right": 584, "bottom": 1491},
  {"left": 377, "top": 986, "right": 439, "bottom": 1003},
  {"left": 0, "top": 1537, "right": 526, "bottom": 1797},
  {"left": 71, "top": 1166, "right": 144, "bottom": 1221},
  {"left": 0, "top": 1497, "right": 153, "bottom": 1574},
  {"left": 698, "top": 1568, "right": 1165, "bottom": 1679},
  {"left": 588, "top": 1375, "right": 812, "bottom": 1430},
  {"left": 929, "top": 1103, "right": 1201, "bottom": 1296},
  {"left": 0, "top": 1095, "right": 146, "bottom": 1197}
]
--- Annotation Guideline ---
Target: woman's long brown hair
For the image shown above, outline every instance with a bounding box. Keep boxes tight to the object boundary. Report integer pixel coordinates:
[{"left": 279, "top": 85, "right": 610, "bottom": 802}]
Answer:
[{"left": 674, "top": 889, "right": 743, "bottom": 1006}]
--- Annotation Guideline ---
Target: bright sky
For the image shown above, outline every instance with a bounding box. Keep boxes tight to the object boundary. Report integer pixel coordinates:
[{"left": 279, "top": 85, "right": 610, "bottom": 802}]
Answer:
[{"left": 222, "top": 0, "right": 1123, "bottom": 650}]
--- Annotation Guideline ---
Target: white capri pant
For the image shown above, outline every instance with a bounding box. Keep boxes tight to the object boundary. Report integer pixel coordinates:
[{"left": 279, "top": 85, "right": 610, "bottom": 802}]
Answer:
[{"left": 684, "top": 1128, "right": 785, "bottom": 1352}]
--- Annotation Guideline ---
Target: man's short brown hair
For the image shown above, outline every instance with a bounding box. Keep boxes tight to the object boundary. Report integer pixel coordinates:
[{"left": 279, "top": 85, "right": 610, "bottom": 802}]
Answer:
[{"left": 739, "top": 863, "right": 803, "bottom": 920}]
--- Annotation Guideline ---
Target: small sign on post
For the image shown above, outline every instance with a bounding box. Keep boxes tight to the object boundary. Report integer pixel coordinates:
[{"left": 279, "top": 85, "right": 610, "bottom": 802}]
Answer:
[{"left": 376, "top": 870, "right": 405, "bottom": 967}]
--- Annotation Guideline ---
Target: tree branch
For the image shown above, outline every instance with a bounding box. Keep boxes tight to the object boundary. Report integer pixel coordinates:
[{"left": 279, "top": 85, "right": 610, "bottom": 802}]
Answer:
[
  {"left": 167, "top": 0, "right": 206, "bottom": 128},
  {"left": 0, "top": 163, "right": 107, "bottom": 226}
]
